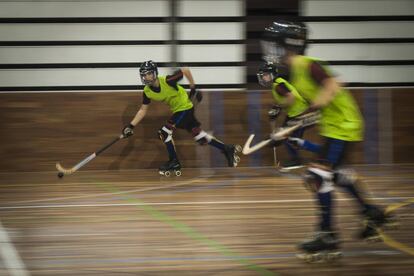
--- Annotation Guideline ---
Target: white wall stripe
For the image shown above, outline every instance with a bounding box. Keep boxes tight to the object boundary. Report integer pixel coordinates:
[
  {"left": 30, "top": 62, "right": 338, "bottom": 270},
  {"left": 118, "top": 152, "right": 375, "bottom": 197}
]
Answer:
[
  {"left": 0, "top": 0, "right": 169, "bottom": 18},
  {"left": 301, "top": 0, "right": 414, "bottom": 16}
]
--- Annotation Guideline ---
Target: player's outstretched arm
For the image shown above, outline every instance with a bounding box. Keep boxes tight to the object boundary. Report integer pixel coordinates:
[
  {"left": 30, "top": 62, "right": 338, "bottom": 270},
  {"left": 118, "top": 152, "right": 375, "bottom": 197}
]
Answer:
[
  {"left": 182, "top": 67, "right": 202, "bottom": 102},
  {"left": 181, "top": 67, "right": 195, "bottom": 89},
  {"left": 122, "top": 104, "right": 149, "bottom": 138}
]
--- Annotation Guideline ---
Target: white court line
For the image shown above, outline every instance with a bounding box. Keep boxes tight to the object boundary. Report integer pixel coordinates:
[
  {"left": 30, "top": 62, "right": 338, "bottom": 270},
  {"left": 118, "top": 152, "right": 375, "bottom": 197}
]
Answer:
[
  {"left": 1, "top": 197, "right": 412, "bottom": 210},
  {"left": 0, "top": 220, "right": 30, "bottom": 276},
  {"left": 11, "top": 176, "right": 208, "bottom": 205},
  {"left": 8, "top": 175, "right": 412, "bottom": 206}
]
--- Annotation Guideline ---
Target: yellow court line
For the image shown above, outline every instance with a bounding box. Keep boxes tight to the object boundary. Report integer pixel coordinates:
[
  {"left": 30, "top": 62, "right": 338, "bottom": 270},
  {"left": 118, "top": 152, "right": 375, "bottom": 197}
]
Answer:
[{"left": 380, "top": 199, "right": 414, "bottom": 256}]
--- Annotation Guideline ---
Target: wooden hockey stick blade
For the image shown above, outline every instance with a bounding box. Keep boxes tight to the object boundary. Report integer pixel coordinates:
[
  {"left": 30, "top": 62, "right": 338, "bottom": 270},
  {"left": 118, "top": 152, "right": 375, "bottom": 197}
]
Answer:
[
  {"left": 55, "top": 135, "right": 123, "bottom": 176},
  {"left": 270, "top": 124, "right": 302, "bottom": 141},
  {"left": 56, "top": 153, "right": 96, "bottom": 175},
  {"left": 242, "top": 134, "right": 273, "bottom": 155},
  {"left": 56, "top": 162, "right": 74, "bottom": 175}
]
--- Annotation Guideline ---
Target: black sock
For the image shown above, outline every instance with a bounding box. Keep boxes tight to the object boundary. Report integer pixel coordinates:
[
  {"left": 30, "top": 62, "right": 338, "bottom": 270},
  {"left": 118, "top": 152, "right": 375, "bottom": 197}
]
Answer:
[
  {"left": 165, "top": 141, "right": 177, "bottom": 160},
  {"left": 208, "top": 138, "right": 226, "bottom": 151},
  {"left": 318, "top": 191, "right": 333, "bottom": 231},
  {"left": 341, "top": 185, "right": 371, "bottom": 212}
]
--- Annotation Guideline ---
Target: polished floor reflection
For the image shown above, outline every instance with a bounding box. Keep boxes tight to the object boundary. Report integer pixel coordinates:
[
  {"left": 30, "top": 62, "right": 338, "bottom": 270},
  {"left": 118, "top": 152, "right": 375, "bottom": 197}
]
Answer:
[{"left": 0, "top": 165, "right": 413, "bottom": 275}]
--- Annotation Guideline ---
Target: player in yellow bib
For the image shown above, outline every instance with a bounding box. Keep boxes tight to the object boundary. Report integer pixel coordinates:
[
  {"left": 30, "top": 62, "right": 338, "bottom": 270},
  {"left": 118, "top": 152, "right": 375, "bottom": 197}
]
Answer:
[
  {"left": 257, "top": 62, "right": 310, "bottom": 170},
  {"left": 261, "top": 20, "right": 394, "bottom": 260},
  {"left": 122, "top": 61, "right": 240, "bottom": 176}
]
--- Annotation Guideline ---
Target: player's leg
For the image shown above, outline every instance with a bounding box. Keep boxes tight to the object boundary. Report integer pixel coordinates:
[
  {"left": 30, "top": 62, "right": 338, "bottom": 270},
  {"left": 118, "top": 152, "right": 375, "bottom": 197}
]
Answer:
[
  {"left": 191, "top": 128, "right": 240, "bottom": 167},
  {"left": 176, "top": 108, "right": 240, "bottom": 167},
  {"left": 298, "top": 164, "right": 341, "bottom": 261},
  {"left": 325, "top": 138, "right": 394, "bottom": 241},
  {"left": 157, "top": 120, "right": 181, "bottom": 176},
  {"left": 280, "top": 117, "right": 303, "bottom": 170},
  {"left": 288, "top": 137, "right": 322, "bottom": 153},
  {"left": 334, "top": 167, "right": 396, "bottom": 240},
  {"left": 158, "top": 123, "right": 177, "bottom": 161}
]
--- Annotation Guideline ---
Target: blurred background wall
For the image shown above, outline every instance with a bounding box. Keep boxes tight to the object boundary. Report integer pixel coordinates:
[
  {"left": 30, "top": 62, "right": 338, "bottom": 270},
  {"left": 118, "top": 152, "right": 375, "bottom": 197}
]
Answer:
[{"left": 0, "top": 0, "right": 413, "bottom": 172}]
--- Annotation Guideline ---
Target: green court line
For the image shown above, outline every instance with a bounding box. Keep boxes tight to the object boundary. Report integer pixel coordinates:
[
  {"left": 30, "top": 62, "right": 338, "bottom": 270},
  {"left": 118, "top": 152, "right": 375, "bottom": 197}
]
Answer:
[{"left": 96, "top": 181, "right": 276, "bottom": 276}]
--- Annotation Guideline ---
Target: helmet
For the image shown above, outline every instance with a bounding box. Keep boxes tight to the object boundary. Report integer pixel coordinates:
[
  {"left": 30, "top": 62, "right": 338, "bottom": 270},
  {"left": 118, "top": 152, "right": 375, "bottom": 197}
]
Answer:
[
  {"left": 139, "top": 60, "right": 158, "bottom": 85},
  {"left": 257, "top": 62, "right": 277, "bottom": 87},
  {"left": 261, "top": 20, "right": 307, "bottom": 63}
]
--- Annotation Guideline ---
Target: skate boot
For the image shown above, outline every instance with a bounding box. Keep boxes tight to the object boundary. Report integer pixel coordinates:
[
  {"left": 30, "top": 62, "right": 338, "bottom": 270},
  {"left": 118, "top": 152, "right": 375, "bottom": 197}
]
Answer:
[
  {"left": 359, "top": 206, "right": 398, "bottom": 242},
  {"left": 158, "top": 159, "right": 182, "bottom": 177},
  {"left": 221, "top": 144, "right": 242, "bottom": 167},
  {"left": 297, "top": 231, "right": 342, "bottom": 263}
]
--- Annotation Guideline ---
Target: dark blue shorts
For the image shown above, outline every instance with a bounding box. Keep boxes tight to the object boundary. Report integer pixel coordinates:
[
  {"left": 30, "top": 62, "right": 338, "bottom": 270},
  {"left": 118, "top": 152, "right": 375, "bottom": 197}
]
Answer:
[
  {"left": 168, "top": 108, "right": 201, "bottom": 132},
  {"left": 318, "top": 137, "right": 350, "bottom": 169}
]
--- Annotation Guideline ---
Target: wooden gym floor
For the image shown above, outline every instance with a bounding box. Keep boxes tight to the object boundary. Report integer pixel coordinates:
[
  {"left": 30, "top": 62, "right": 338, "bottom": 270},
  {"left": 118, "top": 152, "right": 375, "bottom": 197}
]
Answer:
[{"left": 0, "top": 164, "right": 413, "bottom": 275}]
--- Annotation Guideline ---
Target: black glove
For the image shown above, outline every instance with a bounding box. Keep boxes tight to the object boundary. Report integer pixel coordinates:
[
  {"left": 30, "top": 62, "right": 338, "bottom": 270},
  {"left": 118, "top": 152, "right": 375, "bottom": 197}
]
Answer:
[
  {"left": 122, "top": 124, "right": 134, "bottom": 138},
  {"left": 268, "top": 105, "right": 281, "bottom": 120},
  {"left": 189, "top": 87, "right": 203, "bottom": 103}
]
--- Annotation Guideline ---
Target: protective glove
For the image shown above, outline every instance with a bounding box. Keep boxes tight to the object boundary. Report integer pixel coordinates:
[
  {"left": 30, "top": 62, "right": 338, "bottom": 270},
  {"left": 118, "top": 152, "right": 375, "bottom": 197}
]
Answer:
[
  {"left": 189, "top": 87, "right": 203, "bottom": 102},
  {"left": 122, "top": 124, "right": 134, "bottom": 138},
  {"left": 268, "top": 105, "right": 282, "bottom": 120}
]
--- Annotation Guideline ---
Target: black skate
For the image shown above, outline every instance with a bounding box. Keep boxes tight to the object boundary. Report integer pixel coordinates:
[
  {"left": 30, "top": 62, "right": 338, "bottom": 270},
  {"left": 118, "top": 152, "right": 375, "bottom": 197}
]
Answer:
[
  {"left": 222, "top": 144, "right": 242, "bottom": 167},
  {"left": 158, "top": 159, "right": 182, "bottom": 177},
  {"left": 297, "top": 232, "right": 342, "bottom": 263},
  {"left": 359, "top": 206, "right": 398, "bottom": 242}
]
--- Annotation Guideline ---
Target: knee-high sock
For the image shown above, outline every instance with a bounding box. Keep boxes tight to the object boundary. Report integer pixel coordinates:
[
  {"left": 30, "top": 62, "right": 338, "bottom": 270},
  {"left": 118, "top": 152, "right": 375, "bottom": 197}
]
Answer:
[
  {"left": 335, "top": 170, "right": 372, "bottom": 212},
  {"left": 317, "top": 191, "right": 334, "bottom": 231},
  {"left": 340, "top": 183, "right": 371, "bottom": 211},
  {"left": 193, "top": 129, "right": 226, "bottom": 151},
  {"left": 165, "top": 141, "right": 177, "bottom": 160},
  {"left": 208, "top": 138, "right": 225, "bottom": 150}
]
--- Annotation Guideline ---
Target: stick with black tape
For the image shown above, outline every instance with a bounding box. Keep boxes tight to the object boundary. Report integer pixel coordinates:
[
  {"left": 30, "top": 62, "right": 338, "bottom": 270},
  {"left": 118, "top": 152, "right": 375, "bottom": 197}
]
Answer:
[{"left": 56, "top": 134, "right": 124, "bottom": 177}]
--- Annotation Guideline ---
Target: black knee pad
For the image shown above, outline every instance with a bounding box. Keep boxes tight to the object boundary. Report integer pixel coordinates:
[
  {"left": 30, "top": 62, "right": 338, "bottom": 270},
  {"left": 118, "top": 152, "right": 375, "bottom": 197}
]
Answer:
[{"left": 158, "top": 126, "right": 173, "bottom": 143}]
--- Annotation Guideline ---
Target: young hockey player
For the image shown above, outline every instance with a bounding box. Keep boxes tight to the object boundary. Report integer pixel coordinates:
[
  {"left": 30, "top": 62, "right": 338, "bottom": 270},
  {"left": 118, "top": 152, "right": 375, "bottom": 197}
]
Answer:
[
  {"left": 261, "top": 20, "right": 395, "bottom": 261},
  {"left": 122, "top": 60, "right": 240, "bottom": 176},
  {"left": 257, "top": 61, "right": 309, "bottom": 171}
]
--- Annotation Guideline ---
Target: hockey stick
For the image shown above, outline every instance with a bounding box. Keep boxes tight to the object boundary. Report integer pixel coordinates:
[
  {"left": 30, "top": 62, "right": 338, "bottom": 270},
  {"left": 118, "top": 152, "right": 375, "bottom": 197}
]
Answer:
[
  {"left": 242, "top": 112, "right": 320, "bottom": 155},
  {"left": 56, "top": 134, "right": 124, "bottom": 177},
  {"left": 242, "top": 124, "right": 302, "bottom": 155}
]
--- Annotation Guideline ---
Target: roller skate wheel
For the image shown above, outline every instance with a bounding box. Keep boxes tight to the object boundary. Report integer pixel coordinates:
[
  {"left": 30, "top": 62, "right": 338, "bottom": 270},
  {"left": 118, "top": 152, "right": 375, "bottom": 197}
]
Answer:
[
  {"left": 158, "top": 170, "right": 170, "bottom": 177},
  {"left": 326, "top": 252, "right": 342, "bottom": 262},
  {"left": 235, "top": 145, "right": 242, "bottom": 152},
  {"left": 311, "top": 253, "right": 323, "bottom": 263},
  {"left": 301, "top": 254, "right": 319, "bottom": 263},
  {"left": 234, "top": 155, "right": 241, "bottom": 163},
  {"left": 175, "top": 170, "right": 182, "bottom": 176},
  {"left": 366, "top": 236, "right": 382, "bottom": 243},
  {"left": 296, "top": 253, "right": 319, "bottom": 263}
]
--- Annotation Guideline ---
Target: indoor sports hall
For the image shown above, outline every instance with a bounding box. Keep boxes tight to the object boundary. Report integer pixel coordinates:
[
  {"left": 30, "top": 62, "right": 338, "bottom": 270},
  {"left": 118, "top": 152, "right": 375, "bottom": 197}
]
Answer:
[{"left": 1, "top": 0, "right": 413, "bottom": 275}]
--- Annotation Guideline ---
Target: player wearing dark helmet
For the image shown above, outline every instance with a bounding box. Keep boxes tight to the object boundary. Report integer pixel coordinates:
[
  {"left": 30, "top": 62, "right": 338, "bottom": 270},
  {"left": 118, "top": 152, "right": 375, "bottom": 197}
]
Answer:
[
  {"left": 121, "top": 61, "right": 241, "bottom": 176},
  {"left": 257, "top": 62, "right": 309, "bottom": 171},
  {"left": 261, "top": 20, "right": 395, "bottom": 261}
]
